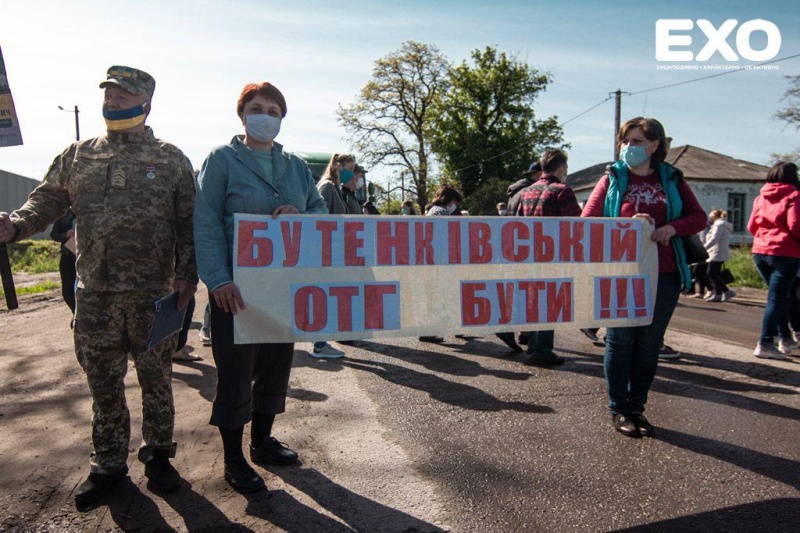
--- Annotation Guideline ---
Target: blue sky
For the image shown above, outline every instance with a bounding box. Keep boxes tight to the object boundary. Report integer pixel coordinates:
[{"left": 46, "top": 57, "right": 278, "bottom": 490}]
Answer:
[{"left": 0, "top": 0, "right": 798, "bottom": 191}]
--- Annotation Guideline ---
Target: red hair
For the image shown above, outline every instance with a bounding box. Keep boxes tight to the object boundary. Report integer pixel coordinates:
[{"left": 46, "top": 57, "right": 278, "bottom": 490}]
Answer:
[{"left": 237, "top": 82, "right": 287, "bottom": 118}]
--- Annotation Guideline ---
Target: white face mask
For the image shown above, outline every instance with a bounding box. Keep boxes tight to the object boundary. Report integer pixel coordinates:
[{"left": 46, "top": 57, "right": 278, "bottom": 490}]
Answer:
[
  {"left": 498, "top": 209, "right": 508, "bottom": 216},
  {"left": 245, "top": 114, "right": 281, "bottom": 143},
  {"left": 446, "top": 202, "right": 458, "bottom": 215},
  {"left": 356, "top": 178, "right": 364, "bottom": 188}
]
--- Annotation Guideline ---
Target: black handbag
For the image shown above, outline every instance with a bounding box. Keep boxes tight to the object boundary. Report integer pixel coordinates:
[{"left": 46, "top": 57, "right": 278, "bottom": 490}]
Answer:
[
  {"left": 719, "top": 265, "right": 735, "bottom": 285},
  {"left": 682, "top": 234, "right": 709, "bottom": 265}
]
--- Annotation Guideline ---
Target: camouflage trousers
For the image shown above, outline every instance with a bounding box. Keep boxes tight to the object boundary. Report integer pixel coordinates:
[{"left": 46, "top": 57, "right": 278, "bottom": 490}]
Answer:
[{"left": 74, "top": 289, "right": 177, "bottom": 474}]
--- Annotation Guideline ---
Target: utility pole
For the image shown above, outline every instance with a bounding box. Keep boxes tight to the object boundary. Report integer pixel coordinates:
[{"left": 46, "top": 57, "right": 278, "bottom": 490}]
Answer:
[
  {"left": 58, "top": 105, "right": 80, "bottom": 141},
  {"left": 613, "top": 89, "right": 621, "bottom": 162}
]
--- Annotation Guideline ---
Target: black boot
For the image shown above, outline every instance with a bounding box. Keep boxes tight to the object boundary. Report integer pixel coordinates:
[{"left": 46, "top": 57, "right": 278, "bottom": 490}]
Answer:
[
  {"left": 145, "top": 449, "right": 181, "bottom": 494},
  {"left": 74, "top": 466, "right": 128, "bottom": 508}
]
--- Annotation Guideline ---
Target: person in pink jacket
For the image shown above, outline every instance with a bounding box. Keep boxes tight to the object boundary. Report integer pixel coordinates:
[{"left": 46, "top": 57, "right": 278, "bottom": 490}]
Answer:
[{"left": 748, "top": 161, "right": 800, "bottom": 360}]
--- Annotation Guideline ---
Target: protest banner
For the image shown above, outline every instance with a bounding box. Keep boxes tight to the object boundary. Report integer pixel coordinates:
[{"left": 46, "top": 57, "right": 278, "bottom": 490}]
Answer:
[
  {"left": 232, "top": 215, "right": 658, "bottom": 344},
  {"left": 0, "top": 46, "right": 23, "bottom": 147}
]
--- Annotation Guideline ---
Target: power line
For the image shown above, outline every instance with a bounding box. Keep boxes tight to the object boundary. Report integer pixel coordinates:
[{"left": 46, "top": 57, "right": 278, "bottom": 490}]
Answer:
[
  {"left": 447, "top": 53, "right": 800, "bottom": 178},
  {"left": 560, "top": 96, "right": 613, "bottom": 126},
  {"left": 449, "top": 96, "right": 616, "bottom": 175}
]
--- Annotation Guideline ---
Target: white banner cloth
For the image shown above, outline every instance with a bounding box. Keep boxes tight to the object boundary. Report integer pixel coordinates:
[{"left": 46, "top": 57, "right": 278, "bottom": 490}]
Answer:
[{"left": 232, "top": 214, "right": 658, "bottom": 344}]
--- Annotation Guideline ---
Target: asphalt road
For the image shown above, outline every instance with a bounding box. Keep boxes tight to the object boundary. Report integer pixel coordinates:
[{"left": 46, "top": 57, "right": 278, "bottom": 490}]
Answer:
[
  {"left": 1, "top": 285, "right": 798, "bottom": 532},
  {"left": 668, "top": 287, "right": 767, "bottom": 349},
  {"left": 335, "top": 286, "right": 799, "bottom": 531}
]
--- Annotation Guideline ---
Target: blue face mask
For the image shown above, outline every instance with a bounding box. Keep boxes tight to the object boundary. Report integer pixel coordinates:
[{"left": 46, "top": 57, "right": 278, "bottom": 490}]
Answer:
[
  {"left": 620, "top": 145, "right": 649, "bottom": 168},
  {"left": 339, "top": 168, "right": 355, "bottom": 184},
  {"left": 103, "top": 104, "right": 147, "bottom": 131},
  {"left": 245, "top": 114, "right": 281, "bottom": 142}
]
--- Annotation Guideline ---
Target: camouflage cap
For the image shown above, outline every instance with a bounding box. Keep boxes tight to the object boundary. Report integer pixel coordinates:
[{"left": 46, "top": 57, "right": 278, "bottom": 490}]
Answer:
[{"left": 99, "top": 65, "right": 155, "bottom": 95}]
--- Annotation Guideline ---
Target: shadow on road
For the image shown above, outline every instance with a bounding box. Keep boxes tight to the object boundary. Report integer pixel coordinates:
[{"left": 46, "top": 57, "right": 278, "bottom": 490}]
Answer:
[
  {"left": 101, "top": 477, "right": 175, "bottom": 531},
  {"left": 355, "top": 339, "right": 531, "bottom": 381},
  {"left": 342, "top": 355, "right": 551, "bottom": 413},
  {"left": 557, "top": 348, "right": 800, "bottom": 423},
  {"left": 655, "top": 427, "right": 800, "bottom": 490},
  {"left": 172, "top": 361, "right": 217, "bottom": 403},
  {"left": 99, "top": 477, "right": 254, "bottom": 531},
  {"left": 616, "top": 497, "right": 799, "bottom": 532},
  {"left": 267, "top": 466, "right": 446, "bottom": 532}
]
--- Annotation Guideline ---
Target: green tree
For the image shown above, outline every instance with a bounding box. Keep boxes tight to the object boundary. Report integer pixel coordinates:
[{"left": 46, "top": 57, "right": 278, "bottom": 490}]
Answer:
[
  {"left": 774, "top": 74, "right": 800, "bottom": 162},
  {"left": 431, "top": 46, "right": 565, "bottom": 200},
  {"left": 461, "top": 176, "right": 508, "bottom": 216},
  {"left": 338, "top": 41, "right": 450, "bottom": 214}
]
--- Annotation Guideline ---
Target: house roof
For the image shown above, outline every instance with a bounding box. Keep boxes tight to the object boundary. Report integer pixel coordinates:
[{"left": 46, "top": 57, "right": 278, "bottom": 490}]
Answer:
[{"left": 566, "top": 145, "right": 770, "bottom": 193}]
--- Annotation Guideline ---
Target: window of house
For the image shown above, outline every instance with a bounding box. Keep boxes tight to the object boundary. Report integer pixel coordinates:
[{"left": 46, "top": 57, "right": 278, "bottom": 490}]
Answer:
[{"left": 728, "top": 193, "right": 746, "bottom": 232}]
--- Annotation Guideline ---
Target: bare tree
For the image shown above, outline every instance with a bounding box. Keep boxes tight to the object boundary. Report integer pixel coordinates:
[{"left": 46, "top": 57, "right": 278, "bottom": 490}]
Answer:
[
  {"left": 338, "top": 41, "right": 450, "bottom": 213},
  {"left": 774, "top": 74, "right": 800, "bottom": 162}
]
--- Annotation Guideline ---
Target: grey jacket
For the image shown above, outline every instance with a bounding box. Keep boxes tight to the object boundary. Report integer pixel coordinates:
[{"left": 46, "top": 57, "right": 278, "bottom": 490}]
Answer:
[{"left": 194, "top": 136, "right": 326, "bottom": 292}]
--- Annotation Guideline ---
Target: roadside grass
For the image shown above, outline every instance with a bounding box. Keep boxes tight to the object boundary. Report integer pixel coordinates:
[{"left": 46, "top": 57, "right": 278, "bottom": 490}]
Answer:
[
  {"left": 6, "top": 240, "right": 60, "bottom": 273},
  {"left": 1, "top": 279, "right": 61, "bottom": 300},
  {"left": 0, "top": 240, "right": 61, "bottom": 302},
  {"left": 727, "top": 246, "right": 766, "bottom": 289}
]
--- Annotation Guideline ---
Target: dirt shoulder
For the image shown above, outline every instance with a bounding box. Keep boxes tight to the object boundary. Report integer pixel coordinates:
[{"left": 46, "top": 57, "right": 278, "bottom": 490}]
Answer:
[{"left": 0, "top": 284, "right": 446, "bottom": 532}]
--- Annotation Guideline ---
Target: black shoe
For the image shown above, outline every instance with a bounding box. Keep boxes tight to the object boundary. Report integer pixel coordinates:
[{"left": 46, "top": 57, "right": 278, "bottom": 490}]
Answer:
[
  {"left": 495, "top": 332, "right": 522, "bottom": 352},
  {"left": 525, "top": 353, "right": 565, "bottom": 367},
  {"left": 580, "top": 328, "right": 600, "bottom": 343},
  {"left": 250, "top": 437, "right": 299, "bottom": 466},
  {"left": 74, "top": 466, "right": 128, "bottom": 508},
  {"left": 612, "top": 414, "right": 641, "bottom": 438},
  {"left": 629, "top": 413, "right": 655, "bottom": 437},
  {"left": 419, "top": 336, "right": 444, "bottom": 343},
  {"left": 144, "top": 450, "right": 181, "bottom": 494},
  {"left": 224, "top": 456, "right": 266, "bottom": 493},
  {"left": 518, "top": 332, "right": 530, "bottom": 345}
]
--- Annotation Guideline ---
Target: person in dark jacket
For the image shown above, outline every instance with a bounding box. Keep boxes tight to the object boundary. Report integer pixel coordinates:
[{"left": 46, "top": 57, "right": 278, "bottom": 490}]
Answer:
[
  {"left": 516, "top": 150, "right": 582, "bottom": 366},
  {"left": 50, "top": 207, "right": 77, "bottom": 314},
  {"left": 506, "top": 162, "right": 542, "bottom": 215}
]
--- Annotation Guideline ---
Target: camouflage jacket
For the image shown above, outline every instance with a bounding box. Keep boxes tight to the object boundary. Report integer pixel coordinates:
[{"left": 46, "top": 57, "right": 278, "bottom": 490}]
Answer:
[{"left": 10, "top": 127, "right": 197, "bottom": 292}]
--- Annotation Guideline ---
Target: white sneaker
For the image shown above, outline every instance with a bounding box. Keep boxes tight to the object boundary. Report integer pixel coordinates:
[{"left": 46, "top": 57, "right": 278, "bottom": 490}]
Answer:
[
  {"left": 754, "top": 343, "right": 788, "bottom": 360},
  {"left": 198, "top": 328, "right": 212, "bottom": 346},
  {"left": 777, "top": 337, "right": 798, "bottom": 354},
  {"left": 721, "top": 290, "right": 736, "bottom": 302},
  {"left": 312, "top": 343, "right": 345, "bottom": 359},
  {"left": 172, "top": 346, "right": 202, "bottom": 361}
]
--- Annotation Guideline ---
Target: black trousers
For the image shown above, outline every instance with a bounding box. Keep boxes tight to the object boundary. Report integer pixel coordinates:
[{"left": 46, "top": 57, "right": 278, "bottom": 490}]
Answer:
[
  {"left": 176, "top": 296, "right": 196, "bottom": 350},
  {"left": 208, "top": 294, "right": 294, "bottom": 429},
  {"left": 59, "top": 252, "right": 77, "bottom": 313},
  {"left": 707, "top": 261, "right": 729, "bottom": 295}
]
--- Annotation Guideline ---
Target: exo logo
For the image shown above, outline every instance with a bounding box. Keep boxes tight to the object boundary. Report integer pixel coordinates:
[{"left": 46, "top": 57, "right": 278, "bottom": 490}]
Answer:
[{"left": 656, "top": 19, "right": 781, "bottom": 62}]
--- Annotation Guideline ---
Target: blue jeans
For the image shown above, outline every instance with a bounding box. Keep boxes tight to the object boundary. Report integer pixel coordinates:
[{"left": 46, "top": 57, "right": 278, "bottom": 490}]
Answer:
[
  {"left": 604, "top": 273, "right": 680, "bottom": 415},
  {"left": 753, "top": 254, "right": 800, "bottom": 345},
  {"left": 527, "top": 330, "right": 555, "bottom": 357}
]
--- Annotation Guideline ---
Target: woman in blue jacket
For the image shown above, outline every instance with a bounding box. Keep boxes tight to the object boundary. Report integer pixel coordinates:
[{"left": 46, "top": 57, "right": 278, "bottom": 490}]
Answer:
[{"left": 194, "top": 82, "right": 326, "bottom": 492}]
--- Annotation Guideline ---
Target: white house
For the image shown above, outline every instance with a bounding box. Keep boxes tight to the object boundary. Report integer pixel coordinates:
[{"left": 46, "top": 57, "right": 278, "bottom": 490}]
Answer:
[{"left": 567, "top": 145, "right": 770, "bottom": 245}]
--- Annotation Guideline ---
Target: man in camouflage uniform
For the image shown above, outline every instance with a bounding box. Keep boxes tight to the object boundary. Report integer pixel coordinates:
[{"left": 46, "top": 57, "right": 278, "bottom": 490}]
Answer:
[{"left": 0, "top": 66, "right": 197, "bottom": 508}]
